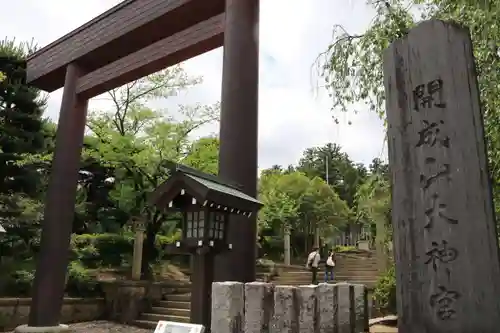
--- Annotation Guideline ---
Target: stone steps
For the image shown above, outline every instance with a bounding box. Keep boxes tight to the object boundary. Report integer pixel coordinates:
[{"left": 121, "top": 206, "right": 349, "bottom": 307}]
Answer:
[
  {"left": 274, "top": 254, "right": 381, "bottom": 289},
  {"left": 158, "top": 300, "right": 191, "bottom": 309},
  {"left": 280, "top": 267, "right": 378, "bottom": 277},
  {"left": 133, "top": 293, "right": 191, "bottom": 329}
]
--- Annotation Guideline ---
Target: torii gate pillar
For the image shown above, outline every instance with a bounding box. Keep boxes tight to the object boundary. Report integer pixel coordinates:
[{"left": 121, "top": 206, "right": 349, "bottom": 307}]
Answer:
[{"left": 215, "top": 0, "right": 260, "bottom": 282}]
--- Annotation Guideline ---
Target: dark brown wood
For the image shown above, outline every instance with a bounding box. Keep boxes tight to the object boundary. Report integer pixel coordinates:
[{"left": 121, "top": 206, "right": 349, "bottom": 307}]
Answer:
[
  {"left": 28, "top": 63, "right": 88, "bottom": 326},
  {"left": 383, "top": 20, "right": 500, "bottom": 332},
  {"left": 27, "top": 0, "right": 224, "bottom": 92},
  {"left": 76, "top": 14, "right": 224, "bottom": 99},
  {"left": 150, "top": 170, "right": 262, "bottom": 213},
  {"left": 190, "top": 251, "right": 214, "bottom": 331},
  {"left": 215, "top": 0, "right": 260, "bottom": 283}
]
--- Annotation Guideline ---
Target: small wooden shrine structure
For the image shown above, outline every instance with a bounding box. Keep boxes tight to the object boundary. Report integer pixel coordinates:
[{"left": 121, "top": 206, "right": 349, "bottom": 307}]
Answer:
[{"left": 149, "top": 162, "right": 262, "bottom": 329}]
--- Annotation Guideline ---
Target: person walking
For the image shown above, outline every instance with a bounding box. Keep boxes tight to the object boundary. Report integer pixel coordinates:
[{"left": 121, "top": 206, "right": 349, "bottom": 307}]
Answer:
[
  {"left": 324, "top": 250, "right": 336, "bottom": 283},
  {"left": 306, "top": 246, "right": 321, "bottom": 284}
]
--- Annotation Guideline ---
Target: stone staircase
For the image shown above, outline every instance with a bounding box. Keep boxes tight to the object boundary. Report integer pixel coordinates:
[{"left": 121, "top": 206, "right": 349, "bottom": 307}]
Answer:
[
  {"left": 134, "top": 285, "right": 191, "bottom": 328},
  {"left": 273, "top": 251, "right": 380, "bottom": 289},
  {"left": 133, "top": 252, "right": 380, "bottom": 328}
]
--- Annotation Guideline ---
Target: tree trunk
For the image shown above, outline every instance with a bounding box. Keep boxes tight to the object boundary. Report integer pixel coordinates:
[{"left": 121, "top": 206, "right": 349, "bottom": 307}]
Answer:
[{"left": 284, "top": 225, "right": 291, "bottom": 265}]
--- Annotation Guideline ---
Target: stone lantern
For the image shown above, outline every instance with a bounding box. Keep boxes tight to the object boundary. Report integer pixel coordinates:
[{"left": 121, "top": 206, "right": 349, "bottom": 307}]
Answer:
[{"left": 149, "top": 162, "right": 263, "bottom": 329}]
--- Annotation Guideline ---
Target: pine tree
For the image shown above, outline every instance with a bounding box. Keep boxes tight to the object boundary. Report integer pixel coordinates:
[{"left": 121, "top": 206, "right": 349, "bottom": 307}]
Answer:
[{"left": 0, "top": 38, "right": 49, "bottom": 264}]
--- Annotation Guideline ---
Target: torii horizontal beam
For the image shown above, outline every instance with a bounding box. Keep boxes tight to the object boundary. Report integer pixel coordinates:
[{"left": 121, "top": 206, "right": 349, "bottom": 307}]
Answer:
[
  {"left": 76, "top": 14, "right": 224, "bottom": 99},
  {"left": 26, "top": 0, "right": 224, "bottom": 92}
]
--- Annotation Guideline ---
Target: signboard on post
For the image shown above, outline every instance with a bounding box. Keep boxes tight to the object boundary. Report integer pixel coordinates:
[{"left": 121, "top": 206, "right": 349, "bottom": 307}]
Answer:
[
  {"left": 154, "top": 321, "right": 205, "bottom": 333},
  {"left": 383, "top": 20, "right": 500, "bottom": 332}
]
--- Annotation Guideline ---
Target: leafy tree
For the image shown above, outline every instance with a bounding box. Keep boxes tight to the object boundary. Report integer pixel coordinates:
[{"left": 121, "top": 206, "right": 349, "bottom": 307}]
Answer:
[
  {"left": 297, "top": 143, "right": 367, "bottom": 208},
  {"left": 369, "top": 157, "right": 389, "bottom": 178},
  {"left": 0, "top": 39, "right": 49, "bottom": 264},
  {"left": 84, "top": 67, "right": 220, "bottom": 277},
  {"left": 318, "top": 0, "right": 500, "bottom": 215},
  {"left": 258, "top": 170, "right": 350, "bottom": 258}
]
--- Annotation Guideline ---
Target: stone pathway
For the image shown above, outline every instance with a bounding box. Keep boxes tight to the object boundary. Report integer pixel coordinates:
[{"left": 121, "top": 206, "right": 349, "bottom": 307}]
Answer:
[
  {"left": 10, "top": 320, "right": 398, "bottom": 332},
  {"left": 10, "top": 321, "right": 151, "bottom": 333}
]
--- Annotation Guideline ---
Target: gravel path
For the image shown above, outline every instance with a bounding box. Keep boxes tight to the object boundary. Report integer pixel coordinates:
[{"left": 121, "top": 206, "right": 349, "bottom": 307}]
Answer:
[
  {"left": 68, "top": 321, "right": 151, "bottom": 332},
  {"left": 9, "top": 321, "right": 151, "bottom": 333},
  {"left": 10, "top": 320, "right": 397, "bottom": 332}
]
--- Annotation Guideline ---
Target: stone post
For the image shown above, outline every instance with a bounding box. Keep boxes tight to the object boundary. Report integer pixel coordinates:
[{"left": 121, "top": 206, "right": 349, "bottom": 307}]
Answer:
[
  {"left": 297, "top": 285, "right": 319, "bottom": 333},
  {"left": 244, "top": 282, "right": 274, "bottom": 333},
  {"left": 271, "top": 286, "right": 298, "bottom": 333},
  {"left": 336, "top": 283, "right": 353, "bottom": 333},
  {"left": 384, "top": 19, "right": 500, "bottom": 332},
  {"left": 131, "top": 217, "right": 146, "bottom": 281},
  {"left": 211, "top": 282, "right": 245, "bottom": 333},
  {"left": 317, "top": 283, "right": 336, "bottom": 333},
  {"left": 284, "top": 225, "right": 291, "bottom": 265}
]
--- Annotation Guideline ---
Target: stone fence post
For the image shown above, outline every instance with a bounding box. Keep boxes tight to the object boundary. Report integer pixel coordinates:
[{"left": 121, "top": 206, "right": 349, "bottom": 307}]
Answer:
[
  {"left": 130, "top": 217, "right": 146, "bottom": 281},
  {"left": 211, "top": 282, "right": 368, "bottom": 333}
]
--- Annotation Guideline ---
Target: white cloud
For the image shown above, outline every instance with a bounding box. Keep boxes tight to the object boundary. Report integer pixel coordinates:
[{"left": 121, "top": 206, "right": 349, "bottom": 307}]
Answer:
[{"left": 2, "top": 0, "right": 386, "bottom": 170}]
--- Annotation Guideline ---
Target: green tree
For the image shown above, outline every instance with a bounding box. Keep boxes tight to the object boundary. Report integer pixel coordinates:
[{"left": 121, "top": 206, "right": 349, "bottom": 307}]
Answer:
[
  {"left": 258, "top": 170, "right": 350, "bottom": 260},
  {"left": 0, "top": 39, "right": 49, "bottom": 285},
  {"left": 85, "top": 67, "right": 220, "bottom": 277},
  {"left": 318, "top": 0, "right": 500, "bottom": 214},
  {"left": 297, "top": 143, "right": 367, "bottom": 208}
]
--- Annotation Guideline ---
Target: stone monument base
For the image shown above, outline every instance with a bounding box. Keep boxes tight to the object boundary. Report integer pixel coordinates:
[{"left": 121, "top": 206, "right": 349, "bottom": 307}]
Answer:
[{"left": 14, "top": 324, "right": 71, "bottom": 333}]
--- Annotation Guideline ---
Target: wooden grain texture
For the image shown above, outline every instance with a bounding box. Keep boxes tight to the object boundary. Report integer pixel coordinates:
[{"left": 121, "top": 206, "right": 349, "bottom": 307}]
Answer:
[
  {"left": 383, "top": 20, "right": 500, "bottom": 333},
  {"left": 26, "top": 0, "right": 224, "bottom": 92},
  {"left": 76, "top": 14, "right": 224, "bottom": 99}
]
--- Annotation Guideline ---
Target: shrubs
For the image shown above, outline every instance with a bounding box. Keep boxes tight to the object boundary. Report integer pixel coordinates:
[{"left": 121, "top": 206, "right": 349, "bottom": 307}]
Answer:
[
  {"left": 0, "top": 231, "right": 182, "bottom": 297},
  {"left": 333, "top": 245, "right": 358, "bottom": 253},
  {"left": 65, "top": 261, "right": 103, "bottom": 297},
  {"left": 372, "top": 263, "right": 397, "bottom": 315},
  {"left": 70, "top": 233, "right": 134, "bottom": 268},
  {"left": 0, "top": 268, "right": 35, "bottom": 297}
]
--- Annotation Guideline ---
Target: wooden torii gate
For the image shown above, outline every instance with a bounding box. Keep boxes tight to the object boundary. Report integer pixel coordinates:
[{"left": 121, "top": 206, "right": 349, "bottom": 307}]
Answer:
[{"left": 24, "top": 0, "right": 259, "bottom": 329}]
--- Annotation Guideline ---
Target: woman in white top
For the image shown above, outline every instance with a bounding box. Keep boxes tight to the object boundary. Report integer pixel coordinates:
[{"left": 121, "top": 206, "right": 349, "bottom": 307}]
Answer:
[{"left": 324, "top": 250, "right": 336, "bottom": 282}]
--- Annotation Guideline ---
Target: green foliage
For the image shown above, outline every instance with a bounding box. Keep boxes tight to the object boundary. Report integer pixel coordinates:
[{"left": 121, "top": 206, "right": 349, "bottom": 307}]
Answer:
[
  {"left": 258, "top": 170, "right": 350, "bottom": 236},
  {"left": 297, "top": 143, "right": 367, "bottom": 207},
  {"left": 333, "top": 245, "right": 358, "bottom": 253},
  {"left": 70, "top": 233, "right": 134, "bottom": 268},
  {"left": 0, "top": 38, "right": 49, "bottom": 267},
  {"left": 373, "top": 263, "right": 397, "bottom": 315},
  {"left": 65, "top": 261, "right": 102, "bottom": 297},
  {"left": 318, "top": 0, "right": 500, "bottom": 217},
  {"left": 70, "top": 232, "right": 182, "bottom": 269},
  {"left": 4, "top": 269, "right": 35, "bottom": 296}
]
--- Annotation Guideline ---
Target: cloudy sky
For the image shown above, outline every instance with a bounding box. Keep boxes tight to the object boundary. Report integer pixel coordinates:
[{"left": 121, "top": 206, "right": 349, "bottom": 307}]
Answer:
[{"left": 3, "top": 0, "right": 386, "bottom": 170}]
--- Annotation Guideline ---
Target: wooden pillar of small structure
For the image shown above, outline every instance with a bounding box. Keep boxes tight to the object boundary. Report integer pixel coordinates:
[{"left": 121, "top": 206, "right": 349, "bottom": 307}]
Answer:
[
  {"left": 28, "top": 63, "right": 88, "bottom": 328},
  {"left": 190, "top": 246, "right": 214, "bottom": 328},
  {"left": 383, "top": 20, "right": 500, "bottom": 332},
  {"left": 131, "top": 218, "right": 146, "bottom": 280},
  {"left": 216, "top": 0, "right": 260, "bottom": 283}
]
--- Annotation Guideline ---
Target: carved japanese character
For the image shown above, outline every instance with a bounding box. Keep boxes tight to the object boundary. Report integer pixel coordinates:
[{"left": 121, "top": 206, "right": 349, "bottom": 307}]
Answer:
[
  {"left": 425, "top": 193, "right": 458, "bottom": 229},
  {"left": 420, "top": 158, "right": 451, "bottom": 190},
  {"left": 430, "top": 285, "right": 461, "bottom": 320},
  {"left": 416, "top": 120, "right": 450, "bottom": 148},
  {"left": 413, "top": 79, "right": 447, "bottom": 111},
  {"left": 425, "top": 240, "right": 458, "bottom": 271}
]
